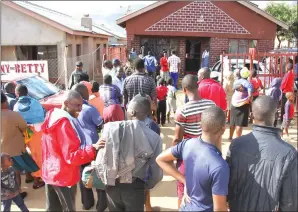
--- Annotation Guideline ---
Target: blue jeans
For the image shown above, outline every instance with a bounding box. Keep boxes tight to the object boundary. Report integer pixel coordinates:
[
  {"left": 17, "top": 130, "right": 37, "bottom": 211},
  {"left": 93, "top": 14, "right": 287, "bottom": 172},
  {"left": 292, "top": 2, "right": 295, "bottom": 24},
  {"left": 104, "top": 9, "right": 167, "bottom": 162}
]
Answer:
[
  {"left": 2, "top": 194, "right": 29, "bottom": 212},
  {"left": 169, "top": 72, "right": 179, "bottom": 88}
]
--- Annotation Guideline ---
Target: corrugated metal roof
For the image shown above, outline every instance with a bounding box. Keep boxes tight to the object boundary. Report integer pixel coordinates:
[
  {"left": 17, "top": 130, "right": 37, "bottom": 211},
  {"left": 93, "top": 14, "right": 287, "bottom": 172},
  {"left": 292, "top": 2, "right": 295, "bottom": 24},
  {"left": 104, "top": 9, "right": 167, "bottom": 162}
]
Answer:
[{"left": 14, "top": 1, "right": 112, "bottom": 36}]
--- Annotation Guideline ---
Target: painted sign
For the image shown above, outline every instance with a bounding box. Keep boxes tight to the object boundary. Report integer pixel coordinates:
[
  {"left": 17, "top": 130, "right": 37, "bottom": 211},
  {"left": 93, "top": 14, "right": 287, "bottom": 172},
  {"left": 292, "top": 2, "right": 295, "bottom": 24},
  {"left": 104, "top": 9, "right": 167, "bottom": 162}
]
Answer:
[{"left": 1, "top": 60, "right": 49, "bottom": 80}]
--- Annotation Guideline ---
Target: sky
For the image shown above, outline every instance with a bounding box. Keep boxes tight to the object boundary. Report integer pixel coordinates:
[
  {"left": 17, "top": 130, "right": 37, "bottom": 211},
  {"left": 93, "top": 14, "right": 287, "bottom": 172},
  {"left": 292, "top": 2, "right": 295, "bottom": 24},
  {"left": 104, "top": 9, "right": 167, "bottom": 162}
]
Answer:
[{"left": 32, "top": 1, "right": 295, "bottom": 18}]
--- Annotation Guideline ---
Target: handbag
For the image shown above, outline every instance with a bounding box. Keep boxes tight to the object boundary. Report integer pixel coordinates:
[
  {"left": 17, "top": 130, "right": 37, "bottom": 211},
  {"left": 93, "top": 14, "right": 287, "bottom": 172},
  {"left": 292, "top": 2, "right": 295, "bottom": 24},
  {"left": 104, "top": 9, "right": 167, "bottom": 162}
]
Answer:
[{"left": 82, "top": 165, "right": 105, "bottom": 190}]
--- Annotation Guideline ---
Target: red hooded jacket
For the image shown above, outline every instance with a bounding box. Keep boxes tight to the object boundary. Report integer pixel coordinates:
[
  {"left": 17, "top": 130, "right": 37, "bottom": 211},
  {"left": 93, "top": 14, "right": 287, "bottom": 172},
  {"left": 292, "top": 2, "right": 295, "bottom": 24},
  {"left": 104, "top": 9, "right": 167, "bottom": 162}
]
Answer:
[
  {"left": 41, "top": 108, "right": 95, "bottom": 187},
  {"left": 198, "top": 79, "right": 227, "bottom": 111}
]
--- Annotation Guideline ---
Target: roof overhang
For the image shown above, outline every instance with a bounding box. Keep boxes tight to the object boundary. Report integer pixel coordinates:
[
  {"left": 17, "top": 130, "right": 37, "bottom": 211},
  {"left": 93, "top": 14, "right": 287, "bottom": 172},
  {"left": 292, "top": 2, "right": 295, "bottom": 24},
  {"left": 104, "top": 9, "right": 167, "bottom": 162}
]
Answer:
[
  {"left": 116, "top": 1, "right": 289, "bottom": 30},
  {"left": 2, "top": 1, "right": 111, "bottom": 38}
]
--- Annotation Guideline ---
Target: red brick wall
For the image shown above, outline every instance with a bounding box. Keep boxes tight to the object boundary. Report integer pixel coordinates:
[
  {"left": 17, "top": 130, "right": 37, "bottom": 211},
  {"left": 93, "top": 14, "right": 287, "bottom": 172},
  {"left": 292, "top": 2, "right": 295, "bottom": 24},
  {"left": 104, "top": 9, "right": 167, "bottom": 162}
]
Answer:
[
  {"left": 179, "top": 38, "right": 186, "bottom": 73},
  {"left": 127, "top": 34, "right": 140, "bottom": 53},
  {"left": 257, "top": 39, "right": 275, "bottom": 52},
  {"left": 209, "top": 37, "right": 229, "bottom": 67}
]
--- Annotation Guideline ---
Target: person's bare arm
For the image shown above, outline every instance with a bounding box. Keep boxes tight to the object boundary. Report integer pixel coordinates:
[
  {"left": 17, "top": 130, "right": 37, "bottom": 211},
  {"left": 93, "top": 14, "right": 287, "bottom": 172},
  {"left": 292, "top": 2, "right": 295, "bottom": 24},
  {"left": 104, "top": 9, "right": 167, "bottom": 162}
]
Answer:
[
  {"left": 172, "top": 124, "right": 184, "bottom": 146},
  {"left": 213, "top": 195, "right": 228, "bottom": 211},
  {"left": 178, "top": 62, "right": 181, "bottom": 73},
  {"left": 156, "top": 149, "right": 185, "bottom": 184}
]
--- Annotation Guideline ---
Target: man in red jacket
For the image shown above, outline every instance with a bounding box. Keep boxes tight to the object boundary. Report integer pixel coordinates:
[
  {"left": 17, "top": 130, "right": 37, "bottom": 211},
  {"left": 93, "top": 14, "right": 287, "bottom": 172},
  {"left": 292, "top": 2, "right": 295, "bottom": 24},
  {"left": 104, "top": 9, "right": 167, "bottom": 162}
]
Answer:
[
  {"left": 41, "top": 90, "right": 103, "bottom": 211},
  {"left": 197, "top": 68, "right": 227, "bottom": 111},
  {"left": 280, "top": 63, "right": 295, "bottom": 123}
]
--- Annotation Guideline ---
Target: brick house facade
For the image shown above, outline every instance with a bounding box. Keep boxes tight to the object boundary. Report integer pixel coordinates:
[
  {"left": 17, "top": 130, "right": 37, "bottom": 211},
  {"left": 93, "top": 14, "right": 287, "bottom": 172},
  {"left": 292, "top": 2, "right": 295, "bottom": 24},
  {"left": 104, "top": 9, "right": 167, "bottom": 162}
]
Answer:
[{"left": 117, "top": 1, "right": 288, "bottom": 72}]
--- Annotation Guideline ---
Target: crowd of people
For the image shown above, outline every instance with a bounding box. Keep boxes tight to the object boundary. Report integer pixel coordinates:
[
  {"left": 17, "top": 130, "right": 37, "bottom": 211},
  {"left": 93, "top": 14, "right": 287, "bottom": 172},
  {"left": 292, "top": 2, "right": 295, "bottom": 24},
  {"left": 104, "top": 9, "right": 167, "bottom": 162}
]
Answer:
[{"left": 1, "top": 51, "right": 297, "bottom": 212}]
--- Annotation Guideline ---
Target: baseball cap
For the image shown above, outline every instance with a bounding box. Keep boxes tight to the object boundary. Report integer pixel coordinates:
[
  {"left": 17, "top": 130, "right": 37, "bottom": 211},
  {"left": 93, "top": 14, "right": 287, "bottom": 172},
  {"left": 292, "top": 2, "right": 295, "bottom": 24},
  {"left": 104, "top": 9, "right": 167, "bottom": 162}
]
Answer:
[
  {"left": 76, "top": 61, "right": 83, "bottom": 66},
  {"left": 240, "top": 67, "right": 250, "bottom": 79}
]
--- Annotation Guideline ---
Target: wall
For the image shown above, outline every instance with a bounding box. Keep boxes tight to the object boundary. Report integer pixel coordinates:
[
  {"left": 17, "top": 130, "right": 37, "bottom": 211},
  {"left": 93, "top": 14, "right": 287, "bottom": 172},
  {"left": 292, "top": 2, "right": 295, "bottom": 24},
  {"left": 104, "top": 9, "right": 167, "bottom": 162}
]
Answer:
[
  {"left": 257, "top": 39, "right": 275, "bottom": 52},
  {"left": 1, "top": 46, "right": 17, "bottom": 61},
  {"left": 1, "top": 4, "right": 65, "bottom": 45},
  {"left": 125, "top": 1, "right": 277, "bottom": 39},
  {"left": 210, "top": 38, "right": 229, "bottom": 67}
]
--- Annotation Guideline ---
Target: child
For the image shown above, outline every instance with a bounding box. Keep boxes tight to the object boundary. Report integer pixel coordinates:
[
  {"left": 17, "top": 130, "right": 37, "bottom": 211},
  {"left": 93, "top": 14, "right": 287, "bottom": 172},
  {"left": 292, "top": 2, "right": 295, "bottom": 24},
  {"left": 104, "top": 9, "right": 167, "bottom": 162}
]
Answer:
[
  {"left": 156, "top": 78, "right": 168, "bottom": 126},
  {"left": 1, "top": 153, "right": 29, "bottom": 212},
  {"left": 266, "top": 78, "right": 282, "bottom": 127},
  {"left": 281, "top": 92, "right": 295, "bottom": 138},
  {"left": 166, "top": 77, "right": 177, "bottom": 123}
]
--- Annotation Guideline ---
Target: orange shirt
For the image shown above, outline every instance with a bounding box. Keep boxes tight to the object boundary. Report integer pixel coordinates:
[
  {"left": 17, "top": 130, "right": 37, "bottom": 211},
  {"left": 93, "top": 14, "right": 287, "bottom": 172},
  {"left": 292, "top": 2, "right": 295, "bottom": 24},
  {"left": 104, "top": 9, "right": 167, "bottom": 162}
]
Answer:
[{"left": 89, "top": 92, "right": 104, "bottom": 116}]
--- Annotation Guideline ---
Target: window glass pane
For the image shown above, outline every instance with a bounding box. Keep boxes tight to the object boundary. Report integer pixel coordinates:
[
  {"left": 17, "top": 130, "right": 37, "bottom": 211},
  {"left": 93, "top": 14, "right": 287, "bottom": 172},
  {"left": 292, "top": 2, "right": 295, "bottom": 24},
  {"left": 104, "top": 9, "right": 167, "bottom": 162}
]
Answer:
[{"left": 229, "top": 40, "right": 238, "bottom": 53}]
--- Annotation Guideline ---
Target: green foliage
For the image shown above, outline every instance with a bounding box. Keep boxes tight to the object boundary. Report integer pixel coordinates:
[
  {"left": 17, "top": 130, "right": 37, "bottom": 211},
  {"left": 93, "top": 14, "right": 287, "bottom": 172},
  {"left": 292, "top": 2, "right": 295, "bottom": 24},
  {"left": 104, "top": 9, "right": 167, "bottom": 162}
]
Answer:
[{"left": 265, "top": 2, "right": 298, "bottom": 47}]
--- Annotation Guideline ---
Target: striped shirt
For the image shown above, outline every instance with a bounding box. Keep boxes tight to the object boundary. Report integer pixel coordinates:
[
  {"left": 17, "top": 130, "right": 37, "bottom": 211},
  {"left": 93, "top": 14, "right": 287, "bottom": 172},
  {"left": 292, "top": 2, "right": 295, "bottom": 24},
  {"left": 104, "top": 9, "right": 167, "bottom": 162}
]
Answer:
[
  {"left": 123, "top": 72, "right": 157, "bottom": 103},
  {"left": 175, "top": 99, "right": 215, "bottom": 138},
  {"left": 168, "top": 55, "right": 181, "bottom": 73}
]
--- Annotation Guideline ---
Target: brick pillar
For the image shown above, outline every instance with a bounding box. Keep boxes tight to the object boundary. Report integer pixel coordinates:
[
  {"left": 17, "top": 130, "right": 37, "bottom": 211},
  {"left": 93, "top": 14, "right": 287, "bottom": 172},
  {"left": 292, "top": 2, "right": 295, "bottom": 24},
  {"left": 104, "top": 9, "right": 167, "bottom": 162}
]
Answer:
[
  {"left": 257, "top": 39, "right": 274, "bottom": 52},
  {"left": 127, "top": 34, "right": 140, "bottom": 53},
  {"left": 179, "top": 38, "right": 186, "bottom": 74},
  {"left": 209, "top": 37, "right": 229, "bottom": 67}
]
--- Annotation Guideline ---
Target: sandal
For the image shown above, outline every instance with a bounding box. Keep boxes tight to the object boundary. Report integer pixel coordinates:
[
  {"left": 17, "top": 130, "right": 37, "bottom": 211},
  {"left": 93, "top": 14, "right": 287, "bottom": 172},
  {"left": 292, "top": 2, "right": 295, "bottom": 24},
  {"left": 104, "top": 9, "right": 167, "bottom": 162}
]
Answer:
[
  {"left": 33, "top": 181, "right": 45, "bottom": 189},
  {"left": 25, "top": 179, "right": 34, "bottom": 183}
]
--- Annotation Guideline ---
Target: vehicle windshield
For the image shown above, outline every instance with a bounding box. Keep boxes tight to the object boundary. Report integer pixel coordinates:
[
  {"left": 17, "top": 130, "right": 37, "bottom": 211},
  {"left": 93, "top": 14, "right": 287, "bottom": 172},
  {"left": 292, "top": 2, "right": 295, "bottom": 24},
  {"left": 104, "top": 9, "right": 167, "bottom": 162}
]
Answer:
[{"left": 16, "top": 76, "right": 60, "bottom": 100}]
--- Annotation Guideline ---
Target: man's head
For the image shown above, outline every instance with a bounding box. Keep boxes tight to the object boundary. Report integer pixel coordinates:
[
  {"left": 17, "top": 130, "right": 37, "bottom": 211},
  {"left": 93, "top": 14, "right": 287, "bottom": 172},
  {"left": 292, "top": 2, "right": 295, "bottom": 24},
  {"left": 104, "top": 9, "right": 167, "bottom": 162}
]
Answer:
[
  {"left": 197, "top": 67, "right": 210, "bottom": 81},
  {"left": 113, "top": 58, "right": 121, "bottom": 67},
  {"left": 62, "top": 90, "right": 83, "bottom": 118},
  {"left": 15, "top": 84, "right": 28, "bottom": 97},
  {"left": 182, "top": 74, "right": 198, "bottom": 96},
  {"left": 251, "top": 69, "right": 258, "bottom": 78},
  {"left": 78, "top": 73, "right": 89, "bottom": 83},
  {"left": 127, "top": 94, "right": 151, "bottom": 121},
  {"left": 201, "top": 106, "right": 226, "bottom": 140},
  {"left": 158, "top": 78, "right": 165, "bottom": 86},
  {"left": 134, "top": 58, "right": 145, "bottom": 72},
  {"left": 4, "top": 82, "right": 16, "bottom": 95},
  {"left": 72, "top": 83, "right": 89, "bottom": 101},
  {"left": 131, "top": 47, "right": 135, "bottom": 52},
  {"left": 103, "top": 60, "right": 113, "bottom": 70},
  {"left": 286, "top": 63, "right": 293, "bottom": 72},
  {"left": 286, "top": 92, "right": 295, "bottom": 102},
  {"left": 163, "top": 52, "right": 167, "bottom": 57},
  {"left": 76, "top": 61, "right": 83, "bottom": 71},
  {"left": 252, "top": 96, "right": 277, "bottom": 126},
  {"left": 116, "top": 67, "right": 125, "bottom": 79},
  {"left": 1, "top": 153, "right": 12, "bottom": 169},
  {"left": 171, "top": 50, "right": 176, "bottom": 55},
  {"left": 91, "top": 81, "right": 99, "bottom": 93},
  {"left": 104, "top": 74, "right": 112, "bottom": 85},
  {"left": 167, "top": 77, "right": 173, "bottom": 86},
  {"left": 1, "top": 92, "right": 9, "bottom": 109},
  {"left": 148, "top": 51, "right": 152, "bottom": 56}
]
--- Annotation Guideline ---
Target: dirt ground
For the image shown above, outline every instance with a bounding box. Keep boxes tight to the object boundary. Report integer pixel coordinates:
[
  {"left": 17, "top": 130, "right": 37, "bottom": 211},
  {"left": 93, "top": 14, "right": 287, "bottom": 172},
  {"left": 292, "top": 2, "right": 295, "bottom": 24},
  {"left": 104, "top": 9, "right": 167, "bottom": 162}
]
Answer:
[{"left": 8, "top": 91, "right": 297, "bottom": 211}]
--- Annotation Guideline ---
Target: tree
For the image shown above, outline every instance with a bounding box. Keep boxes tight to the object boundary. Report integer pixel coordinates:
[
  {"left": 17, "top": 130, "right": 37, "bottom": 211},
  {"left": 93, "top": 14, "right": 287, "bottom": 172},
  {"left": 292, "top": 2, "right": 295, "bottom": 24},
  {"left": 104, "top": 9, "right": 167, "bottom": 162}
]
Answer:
[{"left": 265, "top": 2, "right": 298, "bottom": 48}]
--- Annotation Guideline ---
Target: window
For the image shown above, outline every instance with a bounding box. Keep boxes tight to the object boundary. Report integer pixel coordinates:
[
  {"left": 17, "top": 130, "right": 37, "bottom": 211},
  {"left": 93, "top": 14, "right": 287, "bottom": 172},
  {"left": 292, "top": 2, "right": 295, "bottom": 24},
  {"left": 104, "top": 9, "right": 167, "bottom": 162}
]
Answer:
[
  {"left": 96, "top": 44, "right": 101, "bottom": 61},
  {"left": 103, "top": 44, "right": 107, "bottom": 55},
  {"left": 76, "top": 44, "right": 81, "bottom": 56},
  {"left": 229, "top": 39, "right": 256, "bottom": 54}
]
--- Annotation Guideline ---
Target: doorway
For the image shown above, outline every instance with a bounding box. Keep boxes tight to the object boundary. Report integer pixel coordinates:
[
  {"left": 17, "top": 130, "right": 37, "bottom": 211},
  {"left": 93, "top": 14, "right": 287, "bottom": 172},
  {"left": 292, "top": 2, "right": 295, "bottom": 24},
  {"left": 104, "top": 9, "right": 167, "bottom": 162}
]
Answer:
[{"left": 185, "top": 40, "right": 201, "bottom": 73}]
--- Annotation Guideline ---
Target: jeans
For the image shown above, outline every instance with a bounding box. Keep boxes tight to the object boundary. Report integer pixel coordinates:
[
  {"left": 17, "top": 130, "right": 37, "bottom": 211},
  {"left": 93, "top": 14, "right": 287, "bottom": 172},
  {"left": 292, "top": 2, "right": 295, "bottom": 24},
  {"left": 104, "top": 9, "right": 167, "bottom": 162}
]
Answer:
[
  {"left": 2, "top": 194, "right": 29, "bottom": 212},
  {"left": 79, "top": 163, "right": 108, "bottom": 211},
  {"left": 45, "top": 184, "right": 77, "bottom": 212},
  {"left": 105, "top": 179, "right": 145, "bottom": 212},
  {"left": 169, "top": 72, "right": 179, "bottom": 89},
  {"left": 157, "top": 100, "right": 166, "bottom": 125},
  {"left": 280, "top": 93, "right": 287, "bottom": 123}
]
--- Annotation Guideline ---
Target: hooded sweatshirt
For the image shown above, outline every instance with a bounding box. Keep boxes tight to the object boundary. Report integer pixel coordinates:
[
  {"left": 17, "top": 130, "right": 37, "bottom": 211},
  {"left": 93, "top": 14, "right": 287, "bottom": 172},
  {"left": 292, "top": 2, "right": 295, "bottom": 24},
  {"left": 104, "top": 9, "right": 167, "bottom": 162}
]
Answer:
[
  {"left": 41, "top": 108, "right": 95, "bottom": 186},
  {"left": 13, "top": 96, "right": 45, "bottom": 124},
  {"left": 267, "top": 78, "right": 282, "bottom": 108}
]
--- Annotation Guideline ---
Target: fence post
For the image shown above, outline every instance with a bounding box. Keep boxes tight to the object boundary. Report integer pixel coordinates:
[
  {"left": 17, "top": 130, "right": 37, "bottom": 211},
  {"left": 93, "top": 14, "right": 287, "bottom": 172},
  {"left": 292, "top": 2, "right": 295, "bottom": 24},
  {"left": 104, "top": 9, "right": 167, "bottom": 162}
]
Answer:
[
  {"left": 64, "top": 45, "right": 68, "bottom": 90},
  {"left": 221, "top": 51, "right": 224, "bottom": 86}
]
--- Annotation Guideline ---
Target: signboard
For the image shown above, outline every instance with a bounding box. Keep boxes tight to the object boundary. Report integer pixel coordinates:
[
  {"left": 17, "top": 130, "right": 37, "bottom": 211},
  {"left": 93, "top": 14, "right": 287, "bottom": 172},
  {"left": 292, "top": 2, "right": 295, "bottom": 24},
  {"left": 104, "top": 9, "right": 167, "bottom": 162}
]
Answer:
[{"left": 1, "top": 60, "right": 49, "bottom": 80}]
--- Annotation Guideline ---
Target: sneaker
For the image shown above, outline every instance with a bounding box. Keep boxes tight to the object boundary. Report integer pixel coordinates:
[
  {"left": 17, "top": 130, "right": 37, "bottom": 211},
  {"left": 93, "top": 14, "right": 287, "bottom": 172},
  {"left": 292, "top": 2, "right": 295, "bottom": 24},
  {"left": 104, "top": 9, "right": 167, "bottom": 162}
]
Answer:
[{"left": 20, "top": 192, "right": 28, "bottom": 199}]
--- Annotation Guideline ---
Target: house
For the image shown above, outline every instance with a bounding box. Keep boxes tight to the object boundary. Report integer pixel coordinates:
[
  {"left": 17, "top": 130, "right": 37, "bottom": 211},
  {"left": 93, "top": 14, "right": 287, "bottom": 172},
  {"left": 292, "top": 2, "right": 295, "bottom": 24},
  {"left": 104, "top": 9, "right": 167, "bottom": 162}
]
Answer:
[
  {"left": 1, "top": 1, "right": 123, "bottom": 84},
  {"left": 116, "top": 1, "right": 289, "bottom": 73}
]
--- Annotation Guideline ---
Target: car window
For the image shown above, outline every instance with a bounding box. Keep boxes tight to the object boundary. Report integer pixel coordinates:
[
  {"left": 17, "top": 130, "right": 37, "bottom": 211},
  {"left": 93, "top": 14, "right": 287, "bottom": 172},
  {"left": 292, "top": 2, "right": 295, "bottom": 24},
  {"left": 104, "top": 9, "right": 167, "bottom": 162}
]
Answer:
[{"left": 16, "top": 76, "right": 60, "bottom": 100}]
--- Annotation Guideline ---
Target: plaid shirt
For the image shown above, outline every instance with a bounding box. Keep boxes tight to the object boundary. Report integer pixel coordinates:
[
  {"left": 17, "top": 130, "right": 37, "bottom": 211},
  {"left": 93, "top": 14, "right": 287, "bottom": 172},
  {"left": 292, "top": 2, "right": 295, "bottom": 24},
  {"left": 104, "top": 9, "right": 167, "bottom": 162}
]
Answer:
[
  {"left": 123, "top": 72, "right": 157, "bottom": 104},
  {"left": 99, "top": 84, "right": 122, "bottom": 107},
  {"left": 168, "top": 55, "right": 181, "bottom": 73}
]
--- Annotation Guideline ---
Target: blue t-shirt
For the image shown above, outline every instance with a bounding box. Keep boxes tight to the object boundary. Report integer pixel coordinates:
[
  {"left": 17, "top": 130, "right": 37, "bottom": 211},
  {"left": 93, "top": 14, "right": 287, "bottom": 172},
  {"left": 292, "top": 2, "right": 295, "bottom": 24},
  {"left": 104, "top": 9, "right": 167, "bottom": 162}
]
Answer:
[
  {"left": 144, "top": 55, "right": 157, "bottom": 72},
  {"left": 171, "top": 138, "right": 230, "bottom": 211},
  {"left": 73, "top": 100, "right": 104, "bottom": 148}
]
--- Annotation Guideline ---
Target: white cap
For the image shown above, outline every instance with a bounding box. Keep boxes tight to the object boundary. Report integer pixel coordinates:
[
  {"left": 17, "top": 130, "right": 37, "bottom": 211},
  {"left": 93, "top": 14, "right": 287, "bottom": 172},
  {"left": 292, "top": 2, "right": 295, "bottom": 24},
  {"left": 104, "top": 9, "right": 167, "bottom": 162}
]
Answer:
[{"left": 210, "top": 71, "right": 220, "bottom": 79}]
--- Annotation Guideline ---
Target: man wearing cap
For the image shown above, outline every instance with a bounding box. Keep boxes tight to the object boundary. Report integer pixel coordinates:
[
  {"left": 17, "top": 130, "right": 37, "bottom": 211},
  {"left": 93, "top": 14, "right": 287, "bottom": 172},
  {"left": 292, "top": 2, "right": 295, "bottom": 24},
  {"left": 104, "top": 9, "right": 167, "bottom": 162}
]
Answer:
[
  {"left": 197, "top": 68, "right": 227, "bottom": 111},
  {"left": 68, "top": 61, "right": 89, "bottom": 89}
]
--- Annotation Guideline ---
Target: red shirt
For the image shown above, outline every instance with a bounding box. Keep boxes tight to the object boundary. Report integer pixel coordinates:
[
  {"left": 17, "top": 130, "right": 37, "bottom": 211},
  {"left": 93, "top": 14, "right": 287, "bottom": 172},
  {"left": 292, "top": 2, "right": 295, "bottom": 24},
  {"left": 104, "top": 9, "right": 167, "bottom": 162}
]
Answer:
[
  {"left": 281, "top": 71, "right": 294, "bottom": 93},
  {"left": 156, "top": 85, "right": 168, "bottom": 101},
  {"left": 198, "top": 79, "right": 227, "bottom": 111},
  {"left": 160, "top": 57, "right": 169, "bottom": 72},
  {"left": 250, "top": 78, "right": 263, "bottom": 97}
]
